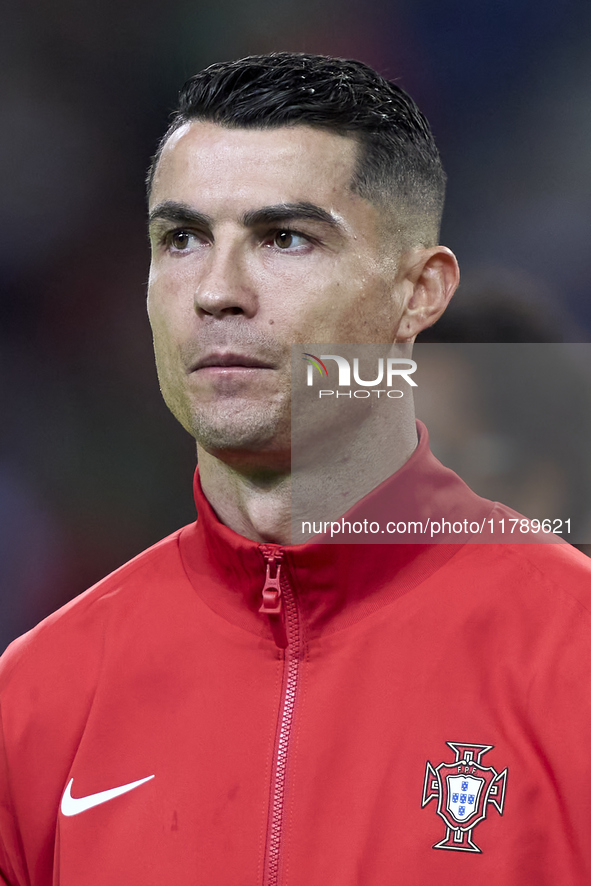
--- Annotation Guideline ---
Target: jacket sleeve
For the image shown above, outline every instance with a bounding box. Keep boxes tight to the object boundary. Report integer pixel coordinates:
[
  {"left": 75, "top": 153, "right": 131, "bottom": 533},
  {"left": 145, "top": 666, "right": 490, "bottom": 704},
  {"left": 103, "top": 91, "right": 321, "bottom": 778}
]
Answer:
[{"left": 0, "top": 705, "right": 27, "bottom": 886}]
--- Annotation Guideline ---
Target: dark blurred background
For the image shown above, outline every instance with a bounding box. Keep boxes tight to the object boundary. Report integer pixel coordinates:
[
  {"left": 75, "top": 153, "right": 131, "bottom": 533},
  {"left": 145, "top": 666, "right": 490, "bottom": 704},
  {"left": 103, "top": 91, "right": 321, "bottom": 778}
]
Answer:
[{"left": 2, "top": 0, "right": 591, "bottom": 650}]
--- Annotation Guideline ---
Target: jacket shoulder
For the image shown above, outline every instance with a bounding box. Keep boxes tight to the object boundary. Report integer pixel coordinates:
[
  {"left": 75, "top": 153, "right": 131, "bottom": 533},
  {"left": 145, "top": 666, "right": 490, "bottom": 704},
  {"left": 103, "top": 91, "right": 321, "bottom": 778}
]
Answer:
[
  {"left": 454, "top": 537, "right": 591, "bottom": 621},
  {"left": 0, "top": 526, "right": 192, "bottom": 691}
]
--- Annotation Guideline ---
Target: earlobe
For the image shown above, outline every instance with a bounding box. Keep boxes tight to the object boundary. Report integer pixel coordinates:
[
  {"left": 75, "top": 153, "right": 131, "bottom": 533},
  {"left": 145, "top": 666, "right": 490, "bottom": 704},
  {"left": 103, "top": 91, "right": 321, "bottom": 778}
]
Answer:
[{"left": 395, "top": 246, "right": 460, "bottom": 341}]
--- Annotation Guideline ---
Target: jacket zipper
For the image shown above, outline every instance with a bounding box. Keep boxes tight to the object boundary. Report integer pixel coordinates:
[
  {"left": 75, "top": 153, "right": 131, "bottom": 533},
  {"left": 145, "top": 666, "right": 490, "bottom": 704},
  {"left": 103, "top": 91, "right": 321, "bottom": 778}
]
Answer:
[{"left": 260, "top": 545, "right": 301, "bottom": 886}]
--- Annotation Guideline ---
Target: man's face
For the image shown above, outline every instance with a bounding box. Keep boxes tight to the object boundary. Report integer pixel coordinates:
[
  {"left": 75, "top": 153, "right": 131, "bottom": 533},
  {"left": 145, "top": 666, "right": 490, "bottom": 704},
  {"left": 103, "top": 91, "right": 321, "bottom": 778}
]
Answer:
[{"left": 147, "top": 121, "right": 408, "bottom": 463}]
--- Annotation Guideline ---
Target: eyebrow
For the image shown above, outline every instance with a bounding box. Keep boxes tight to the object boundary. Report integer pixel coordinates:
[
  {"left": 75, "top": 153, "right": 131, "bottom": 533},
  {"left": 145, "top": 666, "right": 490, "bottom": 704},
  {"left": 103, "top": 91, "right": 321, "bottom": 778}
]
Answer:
[
  {"left": 148, "top": 200, "right": 344, "bottom": 233},
  {"left": 148, "top": 201, "right": 213, "bottom": 229},
  {"left": 242, "top": 202, "right": 343, "bottom": 231}
]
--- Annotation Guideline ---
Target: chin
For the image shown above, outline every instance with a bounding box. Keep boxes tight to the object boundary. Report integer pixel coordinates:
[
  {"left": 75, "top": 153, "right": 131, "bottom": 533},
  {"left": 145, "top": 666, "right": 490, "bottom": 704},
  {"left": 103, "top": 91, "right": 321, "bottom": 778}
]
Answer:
[{"left": 190, "top": 403, "right": 290, "bottom": 456}]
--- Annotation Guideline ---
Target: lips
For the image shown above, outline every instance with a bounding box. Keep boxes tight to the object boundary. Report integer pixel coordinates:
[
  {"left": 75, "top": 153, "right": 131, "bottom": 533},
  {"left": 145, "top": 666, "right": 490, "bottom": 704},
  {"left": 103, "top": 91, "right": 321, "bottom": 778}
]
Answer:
[{"left": 191, "top": 352, "right": 275, "bottom": 371}]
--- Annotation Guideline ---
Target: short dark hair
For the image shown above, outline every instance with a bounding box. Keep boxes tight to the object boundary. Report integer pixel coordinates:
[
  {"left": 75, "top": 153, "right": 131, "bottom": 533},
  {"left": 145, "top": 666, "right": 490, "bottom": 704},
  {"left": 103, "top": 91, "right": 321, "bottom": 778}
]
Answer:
[{"left": 148, "top": 53, "right": 446, "bottom": 244}]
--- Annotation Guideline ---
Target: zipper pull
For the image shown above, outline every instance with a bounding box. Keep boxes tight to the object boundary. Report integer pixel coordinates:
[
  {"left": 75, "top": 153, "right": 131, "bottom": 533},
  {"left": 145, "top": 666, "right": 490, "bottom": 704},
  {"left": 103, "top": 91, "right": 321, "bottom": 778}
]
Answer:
[{"left": 259, "top": 548, "right": 283, "bottom": 614}]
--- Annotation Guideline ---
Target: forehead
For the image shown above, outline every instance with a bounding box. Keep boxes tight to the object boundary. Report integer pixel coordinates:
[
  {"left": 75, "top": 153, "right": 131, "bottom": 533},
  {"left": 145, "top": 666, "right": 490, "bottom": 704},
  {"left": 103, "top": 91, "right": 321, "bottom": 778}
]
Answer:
[{"left": 150, "top": 121, "right": 364, "bottom": 217}]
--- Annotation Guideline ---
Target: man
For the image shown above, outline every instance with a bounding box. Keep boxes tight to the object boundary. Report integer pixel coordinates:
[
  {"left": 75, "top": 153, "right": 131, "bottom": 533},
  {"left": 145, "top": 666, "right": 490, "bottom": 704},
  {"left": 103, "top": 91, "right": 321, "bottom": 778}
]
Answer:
[{"left": 1, "top": 52, "right": 590, "bottom": 886}]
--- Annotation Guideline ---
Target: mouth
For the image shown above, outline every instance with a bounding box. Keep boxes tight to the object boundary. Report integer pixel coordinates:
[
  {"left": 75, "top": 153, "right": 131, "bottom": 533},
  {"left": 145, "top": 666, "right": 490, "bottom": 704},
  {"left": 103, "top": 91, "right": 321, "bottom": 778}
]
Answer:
[{"left": 191, "top": 352, "right": 276, "bottom": 372}]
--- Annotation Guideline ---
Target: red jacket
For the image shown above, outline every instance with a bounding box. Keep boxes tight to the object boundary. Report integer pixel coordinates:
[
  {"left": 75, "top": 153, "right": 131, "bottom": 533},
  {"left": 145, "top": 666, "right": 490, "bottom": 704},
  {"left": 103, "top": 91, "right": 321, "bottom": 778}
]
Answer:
[{"left": 1, "top": 428, "right": 591, "bottom": 885}]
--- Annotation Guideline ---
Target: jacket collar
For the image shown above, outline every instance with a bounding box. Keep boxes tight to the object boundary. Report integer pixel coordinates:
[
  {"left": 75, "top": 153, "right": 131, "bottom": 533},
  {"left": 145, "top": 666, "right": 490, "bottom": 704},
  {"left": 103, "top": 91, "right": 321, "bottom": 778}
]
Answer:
[{"left": 179, "top": 422, "right": 494, "bottom": 642}]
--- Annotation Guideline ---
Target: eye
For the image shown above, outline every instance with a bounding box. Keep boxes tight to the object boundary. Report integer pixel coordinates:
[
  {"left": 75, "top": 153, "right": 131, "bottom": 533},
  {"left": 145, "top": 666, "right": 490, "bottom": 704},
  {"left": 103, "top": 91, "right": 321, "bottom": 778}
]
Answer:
[
  {"left": 169, "top": 230, "right": 195, "bottom": 251},
  {"left": 271, "top": 229, "right": 309, "bottom": 250}
]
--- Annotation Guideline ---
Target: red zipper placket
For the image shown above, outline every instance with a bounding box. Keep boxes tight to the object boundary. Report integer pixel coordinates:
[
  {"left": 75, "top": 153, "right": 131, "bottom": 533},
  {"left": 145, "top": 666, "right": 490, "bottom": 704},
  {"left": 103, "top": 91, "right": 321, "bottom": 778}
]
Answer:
[{"left": 259, "top": 544, "right": 302, "bottom": 886}]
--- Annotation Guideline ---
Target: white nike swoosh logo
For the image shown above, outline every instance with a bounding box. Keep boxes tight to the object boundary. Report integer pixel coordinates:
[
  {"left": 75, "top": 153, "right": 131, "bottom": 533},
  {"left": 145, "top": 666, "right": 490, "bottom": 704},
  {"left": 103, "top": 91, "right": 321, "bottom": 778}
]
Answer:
[{"left": 61, "top": 774, "right": 155, "bottom": 816}]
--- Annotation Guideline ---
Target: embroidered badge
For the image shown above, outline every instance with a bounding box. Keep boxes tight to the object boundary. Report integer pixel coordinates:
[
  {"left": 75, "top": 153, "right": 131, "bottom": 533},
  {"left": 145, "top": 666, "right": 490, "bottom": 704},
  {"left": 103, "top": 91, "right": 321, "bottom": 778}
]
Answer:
[{"left": 421, "top": 741, "right": 508, "bottom": 853}]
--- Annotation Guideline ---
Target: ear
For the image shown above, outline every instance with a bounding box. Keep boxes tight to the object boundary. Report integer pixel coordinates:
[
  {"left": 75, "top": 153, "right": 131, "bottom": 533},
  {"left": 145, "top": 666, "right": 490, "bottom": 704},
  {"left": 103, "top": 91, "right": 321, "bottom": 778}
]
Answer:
[{"left": 393, "top": 246, "right": 460, "bottom": 342}]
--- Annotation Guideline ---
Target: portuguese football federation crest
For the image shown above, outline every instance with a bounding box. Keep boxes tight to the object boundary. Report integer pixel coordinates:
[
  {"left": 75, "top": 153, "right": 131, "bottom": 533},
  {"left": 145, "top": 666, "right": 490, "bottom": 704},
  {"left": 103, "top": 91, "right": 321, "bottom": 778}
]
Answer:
[{"left": 421, "top": 742, "right": 508, "bottom": 852}]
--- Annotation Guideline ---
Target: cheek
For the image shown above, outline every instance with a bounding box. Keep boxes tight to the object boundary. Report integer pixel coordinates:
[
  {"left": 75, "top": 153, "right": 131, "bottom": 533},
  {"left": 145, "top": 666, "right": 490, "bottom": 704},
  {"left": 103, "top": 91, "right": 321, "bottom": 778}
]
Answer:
[
  {"left": 309, "top": 282, "right": 392, "bottom": 342},
  {"left": 148, "top": 256, "right": 197, "bottom": 313},
  {"left": 147, "top": 292, "right": 184, "bottom": 391},
  {"left": 343, "top": 277, "right": 399, "bottom": 341},
  {"left": 147, "top": 266, "right": 194, "bottom": 354},
  {"left": 303, "top": 255, "right": 394, "bottom": 340},
  {"left": 147, "top": 291, "right": 168, "bottom": 362},
  {"left": 150, "top": 327, "right": 177, "bottom": 400}
]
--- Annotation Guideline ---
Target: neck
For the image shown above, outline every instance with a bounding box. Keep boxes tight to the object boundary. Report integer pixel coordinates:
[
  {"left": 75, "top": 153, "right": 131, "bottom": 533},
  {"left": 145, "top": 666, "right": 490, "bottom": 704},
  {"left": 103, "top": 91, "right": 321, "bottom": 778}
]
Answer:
[
  {"left": 197, "top": 399, "right": 418, "bottom": 545},
  {"left": 197, "top": 453, "right": 292, "bottom": 544}
]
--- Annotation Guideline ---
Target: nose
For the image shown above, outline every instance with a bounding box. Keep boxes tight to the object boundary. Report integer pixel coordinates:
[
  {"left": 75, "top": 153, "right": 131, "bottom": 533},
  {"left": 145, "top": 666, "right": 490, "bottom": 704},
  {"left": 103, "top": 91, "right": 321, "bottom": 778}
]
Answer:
[{"left": 193, "top": 242, "right": 258, "bottom": 319}]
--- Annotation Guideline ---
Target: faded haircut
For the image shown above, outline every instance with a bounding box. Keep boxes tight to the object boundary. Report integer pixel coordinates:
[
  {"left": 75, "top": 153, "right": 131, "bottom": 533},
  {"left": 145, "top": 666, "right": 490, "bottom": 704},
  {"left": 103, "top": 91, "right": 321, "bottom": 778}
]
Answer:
[{"left": 147, "top": 53, "right": 446, "bottom": 245}]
